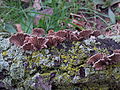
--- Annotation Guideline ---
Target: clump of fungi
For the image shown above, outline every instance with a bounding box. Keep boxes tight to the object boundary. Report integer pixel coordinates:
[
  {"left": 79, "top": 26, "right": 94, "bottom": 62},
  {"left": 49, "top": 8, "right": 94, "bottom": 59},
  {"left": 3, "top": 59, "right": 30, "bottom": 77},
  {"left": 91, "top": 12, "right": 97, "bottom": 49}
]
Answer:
[
  {"left": 9, "top": 28, "right": 120, "bottom": 70},
  {"left": 87, "top": 49, "right": 120, "bottom": 70},
  {"left": 9, "top": 28, "right": 101, "bottom": 51}
]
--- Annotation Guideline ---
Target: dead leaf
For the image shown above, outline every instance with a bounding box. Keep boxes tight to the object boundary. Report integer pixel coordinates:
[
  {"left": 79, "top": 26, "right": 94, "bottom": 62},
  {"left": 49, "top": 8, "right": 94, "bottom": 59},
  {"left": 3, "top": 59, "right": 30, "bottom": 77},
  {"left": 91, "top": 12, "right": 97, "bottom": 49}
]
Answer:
[
  {"left": 15, "top": 24, "right": 23, "bottom": 33},
  {"left": 72, "top": 19, "right": 86, "bottom": 27},
  {"left": 70, "top": 13, "right": 83, "bottom": 18},
  {"left": 33, "top": 0, "right": 41, "bottom": 10},
  {"left": 68, "top": 19, "right": 86, "bottom": 31},
  {"left": 34, "top": 8, "right": 53, "bottom": 25}
]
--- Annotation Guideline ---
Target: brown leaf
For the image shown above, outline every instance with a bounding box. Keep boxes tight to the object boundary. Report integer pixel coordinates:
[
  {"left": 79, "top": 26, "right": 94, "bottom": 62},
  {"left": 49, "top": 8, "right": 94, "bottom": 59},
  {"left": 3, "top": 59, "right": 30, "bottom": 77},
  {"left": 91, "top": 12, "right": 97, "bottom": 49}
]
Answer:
[
  {"left": 15, "top": 24, "right": 23, "bottom": 33},
  {"left": 33, "top": 0, "right": 41, "bottom": 10},
  {"left": 34, "top": 8, "right": 53, "bottom": 25},
  {"left": 72, "top": 19, "right": 86, "bottom": 27},
  {"left": 69, "top": 19, "right": 86, "bottom": 31}
]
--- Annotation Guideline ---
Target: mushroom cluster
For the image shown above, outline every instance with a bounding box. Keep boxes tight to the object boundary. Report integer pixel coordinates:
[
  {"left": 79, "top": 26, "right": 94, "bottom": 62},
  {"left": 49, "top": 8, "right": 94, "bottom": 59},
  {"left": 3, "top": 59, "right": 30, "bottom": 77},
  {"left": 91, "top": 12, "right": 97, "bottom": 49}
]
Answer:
[
  {"left": 9, "top": 28, "right": 101, "bottom": 51},
  {"left": 87, "top": 49, "right": 120, "bottom": 70}
]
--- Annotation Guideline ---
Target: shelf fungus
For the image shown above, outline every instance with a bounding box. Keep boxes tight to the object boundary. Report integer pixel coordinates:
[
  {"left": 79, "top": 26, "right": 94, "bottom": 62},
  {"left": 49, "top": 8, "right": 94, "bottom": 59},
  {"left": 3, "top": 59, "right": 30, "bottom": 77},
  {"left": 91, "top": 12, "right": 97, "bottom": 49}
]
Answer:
[
  {"left": 9, "top": 28, "right": 101, "bottom": 51},
  {"left": 9, "top": 32, "right": 48, "bottom": 51},
  {"left": 22, "top": 37, "right": 48, "bottom": 50},
  {"left": 87, "top": 49, "right": 120, "bottom": 70},
  {"left": 9, "top": 33, "right": 29, "bottom": 46},
  {"left": 32, "top": 28, "right": 45, "bottom": 36}
]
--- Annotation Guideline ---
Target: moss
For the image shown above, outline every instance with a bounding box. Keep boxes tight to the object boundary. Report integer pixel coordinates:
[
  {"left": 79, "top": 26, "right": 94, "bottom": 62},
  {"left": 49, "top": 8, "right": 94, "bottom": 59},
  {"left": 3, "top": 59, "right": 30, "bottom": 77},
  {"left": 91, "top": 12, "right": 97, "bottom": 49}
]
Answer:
[
  {"left": 23, "top": 40, "right": 111, "bottom": 86},
  {"left": 2, "top": 51, "right": 8, "bottom": 56},
  {"left": 1, "top": 36, "right": 120, "bottom": 89}
]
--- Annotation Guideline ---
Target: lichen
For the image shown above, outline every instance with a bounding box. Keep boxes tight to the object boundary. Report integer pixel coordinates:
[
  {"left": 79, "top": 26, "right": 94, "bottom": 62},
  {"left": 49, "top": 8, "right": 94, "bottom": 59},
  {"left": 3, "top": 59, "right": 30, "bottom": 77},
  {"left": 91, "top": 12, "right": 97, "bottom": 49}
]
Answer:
[
  {"left": 0, "top": 37, "right": 10, "bottom": 51},
  {"left": 0, "top": 53, "right": 9, "bottom": 72},
  {"left": 98, "top": 35, "right": 120, "bottom": 43},
  {"left": 0, "top": 34, "right": 120, "bottom": 89}
]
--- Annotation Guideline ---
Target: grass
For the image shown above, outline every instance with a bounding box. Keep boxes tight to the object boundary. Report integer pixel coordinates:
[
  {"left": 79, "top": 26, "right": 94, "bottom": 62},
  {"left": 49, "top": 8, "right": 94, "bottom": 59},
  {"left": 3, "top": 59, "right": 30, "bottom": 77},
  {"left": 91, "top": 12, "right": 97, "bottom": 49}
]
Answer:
[
  {"left": 0, "top": 0, "right": 80, "bottom": 33},
  {"left": 35, "top": 0, "right": 80, "bottom": 32},
  {"left": 0, "top": 0, "right": 119, "bottom": 33},
  {"left": 0, "top": 0, "right": 34, "bottom": 33}
]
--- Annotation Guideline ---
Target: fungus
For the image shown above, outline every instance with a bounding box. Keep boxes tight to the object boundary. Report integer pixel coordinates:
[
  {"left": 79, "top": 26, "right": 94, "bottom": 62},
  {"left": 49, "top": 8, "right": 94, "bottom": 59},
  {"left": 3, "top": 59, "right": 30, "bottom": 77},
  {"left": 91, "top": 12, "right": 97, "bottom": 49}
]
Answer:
[
  {"left": 48, "top": 30, "right": 79, "bottom": 41},
  {"left": 92, "top": 56, "right": 110, "bottom": 70},
  {"left": 108, "top": 53, "right": 120, "bottom": 64},
  {"left": 46, "top": 35, "right": 64, "bottom": 47},
  {"left": 113, "top": 49, "right": 120, "bottom": 53},
  {"left": 87, "top": 53, "right": 104, "bottom": 65},
  {"left": 9, "top": 33, "right": 29, "bottom": 46},
  {"left": 32, "top": 28, "right": 45, "bottom": 36},
  {"left": 22, "top": 42, "right": 34, "bottom": 51},
  {"left": 24, "top": 36, "right": 32, "bottom": 44},
  {"left": 78, "top": 30, "right": 101, "bottom": 39},
  {"left": 91, "top": 30, "right": 101, "bottom": 37},
  {"left": 9, "top": 29, "right": 101, "bottom": 51},
  {"left": 24, "top": 37, "right": 48, "bottom": 50},
  {"left": 55, "top": 30, "right": 67, "bottom": 39},
  {"left": 48, "top": 30, "right": 55, "bottom": 36},
  {"left": 87, "top": 50, "right": 120, "bottom": 70},
  {"left": 9, "top": 32, "right": 48, "bottom": 51},
  {"left": 69, "top": 33, "right": 79, "bottom": 41},
  {"left": 92, "top": 59, "right": 107, "bottom": 70},
  {"left": 65, "top": 30, "right": 79, "bottom": 41},
  {"left": 78, "top": 30, "right": 93, "bottom": 39}
]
